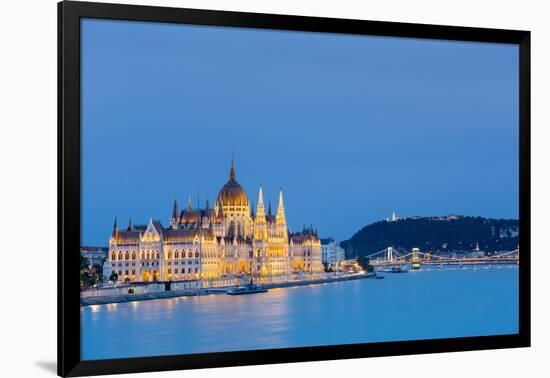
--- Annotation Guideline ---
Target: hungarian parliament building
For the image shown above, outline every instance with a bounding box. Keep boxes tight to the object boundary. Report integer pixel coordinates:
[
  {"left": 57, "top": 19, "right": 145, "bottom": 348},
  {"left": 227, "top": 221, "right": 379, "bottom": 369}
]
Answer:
[{"left": 106, "top": 160, "right": 323, "bottom": 282}]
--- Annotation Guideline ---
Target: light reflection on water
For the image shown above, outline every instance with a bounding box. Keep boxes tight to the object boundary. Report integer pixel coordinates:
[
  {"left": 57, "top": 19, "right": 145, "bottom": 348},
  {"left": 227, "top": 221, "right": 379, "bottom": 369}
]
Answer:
[{"left": 81, "top": 267, "right": 518, "bottom": 360}]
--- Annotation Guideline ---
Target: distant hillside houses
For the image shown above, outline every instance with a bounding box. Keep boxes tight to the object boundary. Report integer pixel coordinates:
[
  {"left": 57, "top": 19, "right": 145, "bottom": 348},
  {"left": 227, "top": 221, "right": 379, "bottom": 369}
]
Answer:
[
  {"left": 498, "top": 226, "right": 519, "bottom": 238},
  {"left": 386, "top": 212, "right": 462, "bottom": 222}
]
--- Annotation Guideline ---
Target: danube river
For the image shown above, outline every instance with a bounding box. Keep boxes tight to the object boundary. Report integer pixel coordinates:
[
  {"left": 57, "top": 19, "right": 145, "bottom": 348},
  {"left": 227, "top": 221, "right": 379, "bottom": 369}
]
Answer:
[{"left": 81, "top": 266, "right": 518, "bottom": 360}]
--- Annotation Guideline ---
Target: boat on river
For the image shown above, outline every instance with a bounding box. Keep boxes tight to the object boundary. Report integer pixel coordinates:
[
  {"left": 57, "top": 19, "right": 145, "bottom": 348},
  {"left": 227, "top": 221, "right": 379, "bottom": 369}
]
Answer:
[
  {"left": 381, "top": 266, "right": 408, "bottom": 273},
  {"left": 391, "top": 266, "right": 408, "bottom": 273},
  {"left": 227, "top": 282, "right": 268, "bottom": 295}
]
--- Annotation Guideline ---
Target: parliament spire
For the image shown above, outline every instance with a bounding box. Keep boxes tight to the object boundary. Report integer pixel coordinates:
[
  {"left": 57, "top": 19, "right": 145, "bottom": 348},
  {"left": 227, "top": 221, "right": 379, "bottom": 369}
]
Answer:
[{"left": 229, "top": 156, "right": 236, "bottom": 180}]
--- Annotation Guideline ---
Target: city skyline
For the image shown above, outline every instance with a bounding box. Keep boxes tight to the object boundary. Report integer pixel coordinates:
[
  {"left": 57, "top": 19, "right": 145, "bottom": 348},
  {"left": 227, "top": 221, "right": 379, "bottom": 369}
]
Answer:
[
  {"left": 81, "top": 19, "right": 519, "bottom": 246},
  {"left": 86, "top": 157, "right": 519, "bottom": 244}
]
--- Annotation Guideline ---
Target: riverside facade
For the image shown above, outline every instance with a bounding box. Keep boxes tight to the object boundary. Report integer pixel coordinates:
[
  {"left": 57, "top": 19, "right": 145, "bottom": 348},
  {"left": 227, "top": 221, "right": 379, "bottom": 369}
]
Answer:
[{"left": 105, "top": 159, "right": 323, "bottom": 282}]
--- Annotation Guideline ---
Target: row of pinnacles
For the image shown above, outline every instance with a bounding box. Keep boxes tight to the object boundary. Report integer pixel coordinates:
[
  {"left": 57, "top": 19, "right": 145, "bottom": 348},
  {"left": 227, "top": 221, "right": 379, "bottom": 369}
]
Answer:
[{"left": 106, "top": 159, "right": 323, "bottom": 283}]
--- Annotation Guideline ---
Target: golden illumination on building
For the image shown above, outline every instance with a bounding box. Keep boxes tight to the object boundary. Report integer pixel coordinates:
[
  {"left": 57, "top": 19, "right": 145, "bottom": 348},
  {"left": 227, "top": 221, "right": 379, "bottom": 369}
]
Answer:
[{"left": 107, "top": 159, "right": 323, "bottom": 283}]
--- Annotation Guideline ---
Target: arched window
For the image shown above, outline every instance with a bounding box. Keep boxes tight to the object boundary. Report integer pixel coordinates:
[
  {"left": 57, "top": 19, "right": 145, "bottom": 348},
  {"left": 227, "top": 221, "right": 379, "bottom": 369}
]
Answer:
[
  {"left": 111, "top": 253, "right": 116, "bottom": 261},
  {"left": 118, "top": 252, "right": 122, "bottom": 260},
  {"left": 188, "top": 251, "right": 192, "bottom": 258},
  {"left": 141, "top": 252, "right": 144, "bottom": 259},
  {"left": 168, "top": 252, "right": 172, "bottom": 259},
  {"left": 195, "top": 250, "right": 199, "bottom": 258},
  {"left": 132, "top": 252, "right": 136, "bottom": 260},
  {"left": 175, "top": 251, "right": 179, "bottom": 259}
]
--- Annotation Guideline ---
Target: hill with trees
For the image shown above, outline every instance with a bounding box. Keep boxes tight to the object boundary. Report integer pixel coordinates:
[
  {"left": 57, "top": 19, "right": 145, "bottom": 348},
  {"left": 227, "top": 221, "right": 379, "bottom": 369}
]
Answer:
[{"left": 340, "top": 215, "right": 519, "bottom": 258}]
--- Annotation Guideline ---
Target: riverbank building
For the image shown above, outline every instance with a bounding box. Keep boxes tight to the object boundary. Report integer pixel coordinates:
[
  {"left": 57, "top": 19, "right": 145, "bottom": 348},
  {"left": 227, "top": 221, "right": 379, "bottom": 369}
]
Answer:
[{"left": 107, "top": 159, "right": 323, "bottom": 282}]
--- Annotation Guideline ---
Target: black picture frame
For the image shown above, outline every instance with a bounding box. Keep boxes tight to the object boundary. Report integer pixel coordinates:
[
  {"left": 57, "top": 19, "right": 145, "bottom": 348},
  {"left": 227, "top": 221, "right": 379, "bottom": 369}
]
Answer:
[{"left": 58, "top": 1, "right": 531, "bottom": 376}]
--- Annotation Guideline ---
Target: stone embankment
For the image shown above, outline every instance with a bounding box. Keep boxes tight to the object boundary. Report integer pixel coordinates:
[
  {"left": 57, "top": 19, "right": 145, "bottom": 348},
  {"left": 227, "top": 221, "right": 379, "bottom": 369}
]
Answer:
[{"left": 81, "top": 272, "right": 376, "bottom": 306}]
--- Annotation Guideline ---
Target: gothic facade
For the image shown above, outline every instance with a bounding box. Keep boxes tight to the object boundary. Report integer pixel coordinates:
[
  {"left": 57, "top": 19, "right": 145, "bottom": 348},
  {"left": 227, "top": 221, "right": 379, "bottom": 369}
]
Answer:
[{"left": 107, "top": 160, "right": 323, "bottom": 282}]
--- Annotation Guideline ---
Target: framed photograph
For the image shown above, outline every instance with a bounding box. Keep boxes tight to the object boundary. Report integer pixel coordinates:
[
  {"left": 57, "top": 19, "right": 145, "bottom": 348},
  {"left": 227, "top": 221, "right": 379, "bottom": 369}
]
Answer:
[{"left": 58, "top": 1, "right": 530, "bottom": 376}]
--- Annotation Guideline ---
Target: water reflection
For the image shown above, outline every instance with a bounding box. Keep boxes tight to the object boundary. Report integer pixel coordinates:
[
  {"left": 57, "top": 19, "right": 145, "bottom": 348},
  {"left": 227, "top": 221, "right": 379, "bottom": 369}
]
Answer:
[{"left": 81, "top": 267, "right": 519, "bottom": 360}]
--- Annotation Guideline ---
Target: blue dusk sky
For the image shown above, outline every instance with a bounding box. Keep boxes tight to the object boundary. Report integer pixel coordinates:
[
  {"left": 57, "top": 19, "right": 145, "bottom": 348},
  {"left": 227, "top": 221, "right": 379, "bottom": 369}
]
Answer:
[{"left": 81, "top": 18, "right": 519, "bottom": 246}]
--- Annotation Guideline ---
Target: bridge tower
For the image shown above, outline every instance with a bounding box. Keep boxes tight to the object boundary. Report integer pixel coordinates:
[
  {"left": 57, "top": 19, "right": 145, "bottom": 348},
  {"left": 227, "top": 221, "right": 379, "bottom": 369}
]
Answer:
[
  {"left": 411, "top": 247, "right": 420, "bottom": 270},
  {"left": 387, "top": 247, "right": 393, "bottom": 261}
]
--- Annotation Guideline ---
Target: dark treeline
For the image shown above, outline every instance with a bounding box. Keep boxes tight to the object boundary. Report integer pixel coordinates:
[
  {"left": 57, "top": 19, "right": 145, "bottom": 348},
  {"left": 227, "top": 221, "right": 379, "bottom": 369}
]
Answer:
[{"left": 340, "top": 216, "right": 519, "bottom": 258}]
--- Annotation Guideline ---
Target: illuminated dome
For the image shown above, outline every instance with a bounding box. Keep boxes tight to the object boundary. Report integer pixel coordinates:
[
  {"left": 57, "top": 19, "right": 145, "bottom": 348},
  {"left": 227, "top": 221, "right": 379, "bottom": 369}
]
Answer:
[{"left": 217, "top": 159, "right": 248, "bottom": 207}]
